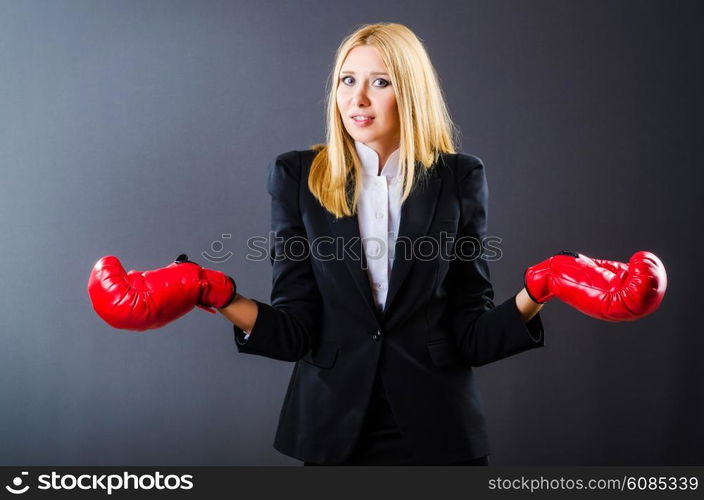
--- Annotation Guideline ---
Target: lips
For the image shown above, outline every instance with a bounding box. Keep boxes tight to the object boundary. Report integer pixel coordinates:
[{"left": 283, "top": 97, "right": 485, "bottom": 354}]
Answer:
[{"left": 351, "top": 115, "right": 374, "bottom": 123}]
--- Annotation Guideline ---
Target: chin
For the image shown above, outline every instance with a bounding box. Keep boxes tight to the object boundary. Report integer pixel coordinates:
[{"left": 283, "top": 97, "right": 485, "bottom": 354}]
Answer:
[{"left": 349, "top": 130, "right": 378, "bottom": 143}]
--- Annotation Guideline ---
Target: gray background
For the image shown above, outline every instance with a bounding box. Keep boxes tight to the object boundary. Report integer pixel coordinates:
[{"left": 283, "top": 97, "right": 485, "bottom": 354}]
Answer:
[{"left": 1, "top": 0, "right": 702, "bottom": 465}]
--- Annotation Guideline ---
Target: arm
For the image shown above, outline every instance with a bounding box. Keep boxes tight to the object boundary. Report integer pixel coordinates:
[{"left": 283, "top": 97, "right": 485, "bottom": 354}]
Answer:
[
  {"left": 219, "top": 152, "right": 322, "bottom": 361},
  {"left": 447, "top": 154, "right": 545, "bottom": 367}
]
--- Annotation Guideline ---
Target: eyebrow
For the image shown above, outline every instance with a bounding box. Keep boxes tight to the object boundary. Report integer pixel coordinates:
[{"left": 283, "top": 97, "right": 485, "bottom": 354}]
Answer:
[{"left": 339, "top": 71, "right": 390, "bottom": 76}]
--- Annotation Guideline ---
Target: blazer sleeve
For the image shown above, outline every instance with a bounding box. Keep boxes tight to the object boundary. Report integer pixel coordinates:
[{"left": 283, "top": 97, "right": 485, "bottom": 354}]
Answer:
[
  {"left": 232, "top": 151, "right": 322, "bottom": 361},
  {"left": 447, "top": 153, "right": 544, "bottom": 367}
]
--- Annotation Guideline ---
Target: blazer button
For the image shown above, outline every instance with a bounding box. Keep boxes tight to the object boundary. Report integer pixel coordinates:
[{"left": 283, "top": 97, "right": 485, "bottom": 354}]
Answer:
[{"left": 372, "top": 329, "right": 382, "bottom": 341}]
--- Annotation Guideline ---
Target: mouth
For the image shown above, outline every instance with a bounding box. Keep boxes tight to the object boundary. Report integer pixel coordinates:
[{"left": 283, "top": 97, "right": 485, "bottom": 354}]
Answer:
[{"left": 351, "top": 115, "right": 374, "bottom": 123}]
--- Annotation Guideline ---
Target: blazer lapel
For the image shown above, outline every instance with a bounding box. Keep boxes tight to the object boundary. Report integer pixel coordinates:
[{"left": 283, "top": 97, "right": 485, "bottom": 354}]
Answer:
[
  {"left": 324, "top": 209, "right": 381, "bottom": 322},
  {"left": 384, "top": 167, "right": 442, "bottom": 314}
]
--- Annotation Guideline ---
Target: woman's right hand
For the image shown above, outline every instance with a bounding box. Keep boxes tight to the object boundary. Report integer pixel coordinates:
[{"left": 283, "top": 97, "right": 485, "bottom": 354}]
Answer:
[{"left": 87, "top": 254, "right": 236, "bottom": 331}]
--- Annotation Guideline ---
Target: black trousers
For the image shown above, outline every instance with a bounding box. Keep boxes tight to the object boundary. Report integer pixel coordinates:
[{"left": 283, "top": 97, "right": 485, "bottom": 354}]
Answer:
[{"left": 304, "top": 376, "right": 489, "bottom": 466}]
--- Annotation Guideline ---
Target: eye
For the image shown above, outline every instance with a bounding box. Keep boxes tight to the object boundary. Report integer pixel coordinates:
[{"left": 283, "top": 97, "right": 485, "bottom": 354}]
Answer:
[{"left": 339, "top": 76, "right": 391, "bottom": 88}]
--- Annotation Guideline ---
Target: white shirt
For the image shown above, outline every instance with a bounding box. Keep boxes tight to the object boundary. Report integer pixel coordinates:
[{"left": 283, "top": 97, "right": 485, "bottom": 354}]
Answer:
[
  {"left": 245, "top": 142, "right": 402, "bottom": 336},
  {"left": 354, "top": 140, "right": 402, "bottom": 312}
]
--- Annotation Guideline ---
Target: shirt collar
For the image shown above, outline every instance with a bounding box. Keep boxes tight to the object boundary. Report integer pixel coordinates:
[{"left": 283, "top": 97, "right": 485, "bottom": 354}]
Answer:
[{"left": 354, "top": 140, "right": 401, "bottom": 180}]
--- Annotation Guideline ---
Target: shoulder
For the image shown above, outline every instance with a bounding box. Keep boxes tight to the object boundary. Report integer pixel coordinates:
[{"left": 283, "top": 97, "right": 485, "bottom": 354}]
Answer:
[
  {"left": 267, "top": 149, "right": 318, "bottom": 194},
  {"left": 270, "top": 149, "right": 319, "bottom": 176},
  {"left": 438, "top": 152, "right": 486, "bottom": 184}
]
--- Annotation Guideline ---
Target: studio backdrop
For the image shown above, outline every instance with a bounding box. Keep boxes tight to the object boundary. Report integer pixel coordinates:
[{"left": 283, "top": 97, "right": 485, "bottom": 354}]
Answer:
[{"left": 0, "top": 0, "right": 702, "bottom": 465}]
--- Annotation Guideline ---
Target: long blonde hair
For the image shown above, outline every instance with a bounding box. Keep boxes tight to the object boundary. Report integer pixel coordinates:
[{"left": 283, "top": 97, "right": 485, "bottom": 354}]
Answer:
[{"left": 309, "top": 23, "right": 458, "bottom": 218}]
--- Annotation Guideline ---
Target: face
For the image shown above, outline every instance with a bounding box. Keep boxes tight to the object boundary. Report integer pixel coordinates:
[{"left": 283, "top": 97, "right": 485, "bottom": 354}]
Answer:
[{"left": 336, "top": 45, "right": 400, "bottom": 156}]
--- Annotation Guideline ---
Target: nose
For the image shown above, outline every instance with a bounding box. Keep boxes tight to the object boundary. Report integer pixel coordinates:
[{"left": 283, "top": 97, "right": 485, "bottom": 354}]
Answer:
[{"left": 351, "top": 84, "right": 370, "bottom": 107}]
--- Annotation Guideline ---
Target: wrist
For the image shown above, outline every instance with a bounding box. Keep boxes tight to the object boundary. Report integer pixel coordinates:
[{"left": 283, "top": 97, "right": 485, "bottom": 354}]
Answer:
[{"left": 516, "top": 288, "right": 544, "bottom": 322}]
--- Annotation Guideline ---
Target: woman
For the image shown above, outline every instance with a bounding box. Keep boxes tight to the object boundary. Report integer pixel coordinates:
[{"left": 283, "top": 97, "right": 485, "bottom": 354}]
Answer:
[
  {"left": 219, "top": 22, "right": 545, "bottom": 465},
  {"left": 88, "top": 23, "right": 667, "bottom": 466}
]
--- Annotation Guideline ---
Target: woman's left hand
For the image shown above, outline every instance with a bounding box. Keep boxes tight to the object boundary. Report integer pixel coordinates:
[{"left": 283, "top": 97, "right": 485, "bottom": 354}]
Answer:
[{"left": 524, "top": 250, "right": 667, "bottom": 322}]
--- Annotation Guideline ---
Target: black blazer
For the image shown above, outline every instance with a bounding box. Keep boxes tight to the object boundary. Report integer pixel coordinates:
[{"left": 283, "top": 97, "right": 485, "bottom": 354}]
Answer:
[{"left": 233, "top": 149, "right": 544, "bottom": 465}]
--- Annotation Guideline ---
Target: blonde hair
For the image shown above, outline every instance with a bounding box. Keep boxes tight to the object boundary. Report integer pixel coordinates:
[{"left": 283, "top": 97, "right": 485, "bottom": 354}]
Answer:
[{"left": 308, "top": 22, "right": 458, "bottom": 218}]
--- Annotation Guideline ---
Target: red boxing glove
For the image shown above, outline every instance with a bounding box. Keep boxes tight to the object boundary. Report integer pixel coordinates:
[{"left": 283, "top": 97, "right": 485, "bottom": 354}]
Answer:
[
  {"left": 87, "top": 254, "right": 236, "bottom": 331},
  {"left": 524, "top": 250, "right": 667, "bottom": 322}
]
